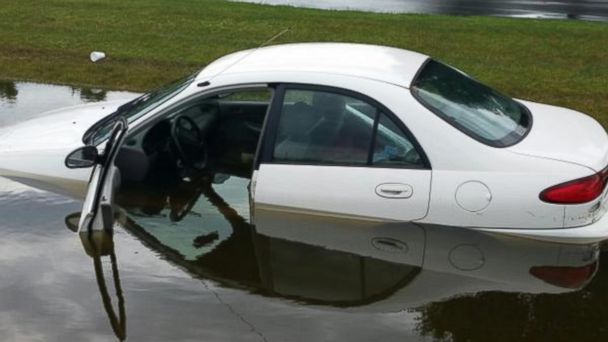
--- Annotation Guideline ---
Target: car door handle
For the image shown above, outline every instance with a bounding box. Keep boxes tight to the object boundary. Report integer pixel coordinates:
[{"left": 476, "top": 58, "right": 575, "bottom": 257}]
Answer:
[{"left": 375, "top": 183, "right": 413, "bottom": 199}]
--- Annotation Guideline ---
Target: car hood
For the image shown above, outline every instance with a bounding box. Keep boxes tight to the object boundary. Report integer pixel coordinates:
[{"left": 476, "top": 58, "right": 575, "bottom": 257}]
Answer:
[
  {"left": 0, "top": 100, "right": 129, "bottom": 198},
  {"left": 0, "top": 100, "right": 127, "bottom": 151},
  {"left": 508, "top": 100, "right": 608, "bottom": 172}
]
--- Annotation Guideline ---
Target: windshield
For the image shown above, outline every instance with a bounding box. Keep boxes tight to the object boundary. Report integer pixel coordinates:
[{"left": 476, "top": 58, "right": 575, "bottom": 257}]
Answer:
[
  {"left": 411, "top": 60, "right": 531, "bottom": 147},
  {"left": 84, "top": 73, "right": 196, "bottom": 145}
]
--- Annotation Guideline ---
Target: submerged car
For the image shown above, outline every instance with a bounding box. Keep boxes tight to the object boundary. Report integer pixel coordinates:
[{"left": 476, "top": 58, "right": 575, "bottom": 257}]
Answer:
[{"left": 1, "top": 43, "right": 608, "bottom": 243}]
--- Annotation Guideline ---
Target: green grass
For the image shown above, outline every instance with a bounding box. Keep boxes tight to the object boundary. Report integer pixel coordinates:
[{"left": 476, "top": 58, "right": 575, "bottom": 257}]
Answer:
[{"left": 1, "top": 0, "right": 607, "bottom": 124}]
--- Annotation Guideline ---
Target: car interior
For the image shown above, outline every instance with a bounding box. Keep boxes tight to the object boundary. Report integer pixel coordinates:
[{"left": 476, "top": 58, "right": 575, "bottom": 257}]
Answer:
[
  {"left": 115, "top": 89, "right": 271, "bottom": 184},
  {"left": 112, "top": 88, "right": 272, "bottom": 223}
]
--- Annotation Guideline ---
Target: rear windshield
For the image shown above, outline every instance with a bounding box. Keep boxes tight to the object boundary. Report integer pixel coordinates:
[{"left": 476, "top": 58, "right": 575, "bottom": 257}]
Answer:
[{"left": 411, "top": 60, "right": 531, "bottom": 147}]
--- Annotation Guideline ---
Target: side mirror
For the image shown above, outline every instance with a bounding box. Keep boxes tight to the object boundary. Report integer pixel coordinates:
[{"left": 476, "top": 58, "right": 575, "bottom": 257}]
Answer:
[
  {"left": 65, "top": 145, "right": 99, "bottom": 169},
  {"left": 64, "top": 212, "right": 80, "bottom": 232}
]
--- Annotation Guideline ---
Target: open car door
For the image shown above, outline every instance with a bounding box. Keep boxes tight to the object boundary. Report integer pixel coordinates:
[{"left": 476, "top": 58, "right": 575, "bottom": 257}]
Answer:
[{"left": 65, "top": 118, "right": 128, "bottom": 233}]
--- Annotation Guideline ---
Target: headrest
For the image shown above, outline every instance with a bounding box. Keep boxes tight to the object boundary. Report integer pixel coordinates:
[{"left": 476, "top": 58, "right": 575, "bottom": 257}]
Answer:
[
  {"left": 279, "top": 102, "right": 319, "bottom": 137},
  {"left": 312, "top": 92, "right": 345, "bottom": 120}
]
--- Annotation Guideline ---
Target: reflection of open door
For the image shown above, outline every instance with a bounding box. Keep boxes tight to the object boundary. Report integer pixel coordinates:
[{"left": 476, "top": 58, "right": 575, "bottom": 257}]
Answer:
[
  {"left": 78, "top": 119, "right": 128, "bottom": 233},
  {"left": 68, "top": 214, "right": 127, "bottom": 341}
]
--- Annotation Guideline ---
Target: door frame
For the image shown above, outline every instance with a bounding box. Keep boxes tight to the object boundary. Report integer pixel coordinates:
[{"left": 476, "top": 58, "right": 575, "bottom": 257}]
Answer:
[{"left": 79, "top": 118, "right": 128, "bottom": 233}]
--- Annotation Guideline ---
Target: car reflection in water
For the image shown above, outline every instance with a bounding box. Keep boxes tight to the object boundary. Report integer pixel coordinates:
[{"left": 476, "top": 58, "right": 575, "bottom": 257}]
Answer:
[
  {"left": 66, "top": 214, "right": 126, "bottom": 341},
  {"left": 72, "top": 87, "right": 108, "bottom": 103},
  {"left": 67, "top": 168, "right": 600, "bottom": 339}
]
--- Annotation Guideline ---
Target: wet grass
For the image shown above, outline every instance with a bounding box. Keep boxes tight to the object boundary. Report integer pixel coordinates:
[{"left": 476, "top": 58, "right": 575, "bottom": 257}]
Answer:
[{"left": 0, "top": 0, "right": 607, "bottom": 125}]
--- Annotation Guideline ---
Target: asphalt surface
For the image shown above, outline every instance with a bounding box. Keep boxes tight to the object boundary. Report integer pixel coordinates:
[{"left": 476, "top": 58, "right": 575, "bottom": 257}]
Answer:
[{"left": 234, "top": 0, "right": 608, "bottom": 21}]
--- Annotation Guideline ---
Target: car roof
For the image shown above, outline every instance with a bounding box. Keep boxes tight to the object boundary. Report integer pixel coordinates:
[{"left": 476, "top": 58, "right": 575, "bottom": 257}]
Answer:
[{"left": 196, "top": 43, "right": 430, "bottom": 88}]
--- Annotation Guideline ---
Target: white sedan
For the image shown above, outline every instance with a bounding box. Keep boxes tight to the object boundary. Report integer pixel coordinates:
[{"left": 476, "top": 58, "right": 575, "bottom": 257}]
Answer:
[{"left": 1, "top": 43, "right": 607, "bottom": 243}]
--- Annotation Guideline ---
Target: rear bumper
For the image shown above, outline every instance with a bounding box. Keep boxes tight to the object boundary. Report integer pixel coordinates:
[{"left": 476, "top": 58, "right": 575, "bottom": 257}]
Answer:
[{"left": 478, "top": 212, "right": 608, "bottom": 244}]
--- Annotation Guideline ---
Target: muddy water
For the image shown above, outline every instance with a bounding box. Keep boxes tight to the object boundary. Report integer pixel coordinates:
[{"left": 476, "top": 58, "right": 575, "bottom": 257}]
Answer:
[
  {"left": 0, "top": 81, "right": 136, "bottom": 127},
  {"left": 0, "top": 80, "right": 607, "bottom": 341}
]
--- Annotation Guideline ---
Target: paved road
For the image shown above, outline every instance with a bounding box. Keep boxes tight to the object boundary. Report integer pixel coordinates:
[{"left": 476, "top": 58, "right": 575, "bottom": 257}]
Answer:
[{"left": 233, "top": 0, "right": 608, "bottom": 21}]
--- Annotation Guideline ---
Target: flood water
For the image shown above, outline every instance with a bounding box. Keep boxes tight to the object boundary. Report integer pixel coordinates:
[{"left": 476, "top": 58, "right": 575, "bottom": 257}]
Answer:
[
  {"left": 233, "top": 0, "right": 608, "bottom": 21},
  {"left": 1, "top": 80, "right": 608, "bottom": 341}
]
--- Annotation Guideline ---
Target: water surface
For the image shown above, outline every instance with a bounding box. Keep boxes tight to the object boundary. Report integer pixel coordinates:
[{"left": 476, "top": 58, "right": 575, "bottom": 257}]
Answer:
[{"left": 0, "top": 80, "right": 136, "bottom": 127}]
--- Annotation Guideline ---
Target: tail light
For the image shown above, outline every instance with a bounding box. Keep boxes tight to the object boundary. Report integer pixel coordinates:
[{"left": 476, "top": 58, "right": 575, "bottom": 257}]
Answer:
[
  {"left": 540, "top": 166, "right": 608, "bottom": 204},
  {"left": 530, "top": 262, "right": 597, "bottom": 289}
]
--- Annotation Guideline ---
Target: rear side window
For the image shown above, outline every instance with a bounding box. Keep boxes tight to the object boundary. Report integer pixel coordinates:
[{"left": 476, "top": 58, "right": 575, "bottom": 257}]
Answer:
[
  {"left": 272, "top": 88, "right": 425, "bottom": 168},
  {"left": 411, "top": 60, "right": 531, "bottom": 147},
  {"left": 373, "top": 114, "right": 422, "bottom": 167}
]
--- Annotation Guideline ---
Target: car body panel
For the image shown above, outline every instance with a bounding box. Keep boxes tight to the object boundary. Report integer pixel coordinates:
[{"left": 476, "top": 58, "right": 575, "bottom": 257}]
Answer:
[
  {"left": 0, "top": 100, "right": 132, "bottom": 198},
  {"left": 479, "top": 199, "right": 608, "bottom": 244},
  {"left": 0, "top": 100, "right": 129, "bottom": 150},
  {"left": 254, "top": 164, "right": 432, "bottom": 221},
  {"left": 197, "top": 43, "right": 429, "bottom": 88},
  {"left": 423, "top": 163, "right": 594, "bottom": 229},
  {"left": 509, "top": 100, "right": 608, "bottom": 172}
]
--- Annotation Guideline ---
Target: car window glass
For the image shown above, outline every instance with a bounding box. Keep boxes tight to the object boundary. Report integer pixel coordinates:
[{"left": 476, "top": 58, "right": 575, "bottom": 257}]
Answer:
[
  {"left": 411, "top": 60, "right": 530, "bottom": 147},
  {"left": 217, "top": 90, "right": 271, "bottom": 102},
  {"left": 88, "top": 74, "right": 196, "bottom": 145},
  {"left": 373, "top": 114, "right": 423, "bottom": 167},
  {"left": 273, "top": 89, "right": 375, "bottom": 165},
  {"left": 171, "top": 89, "right": 271, "bottom": 131},
  {"left": 170, "top": 88, "right": 272, "bottom": 171}
]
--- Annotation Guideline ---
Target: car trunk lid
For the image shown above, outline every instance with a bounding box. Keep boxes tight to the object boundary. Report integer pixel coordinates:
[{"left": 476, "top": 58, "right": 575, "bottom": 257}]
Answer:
[{"left": 508, "top": 100, "right": 608, "bottom": 172}]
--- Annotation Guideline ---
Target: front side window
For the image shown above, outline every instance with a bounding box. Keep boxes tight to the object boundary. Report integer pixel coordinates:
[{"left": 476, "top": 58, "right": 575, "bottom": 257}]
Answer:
[
  {"left": 272, "top": 88, "right": 425, "bottom": 168},
  {"left": 411, "top": 60, "right": 530, "bottom": 147},
  {"left": 273, "top": 89, "right": 374, "bottom": 165}
]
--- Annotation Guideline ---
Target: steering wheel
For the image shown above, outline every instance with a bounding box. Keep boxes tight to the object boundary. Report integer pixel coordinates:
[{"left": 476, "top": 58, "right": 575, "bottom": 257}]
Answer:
[{"left": 171, "top": 115, "right": 207, "bottom": 169}]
